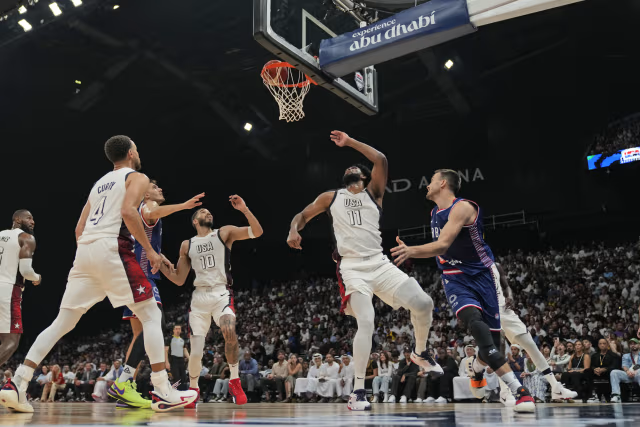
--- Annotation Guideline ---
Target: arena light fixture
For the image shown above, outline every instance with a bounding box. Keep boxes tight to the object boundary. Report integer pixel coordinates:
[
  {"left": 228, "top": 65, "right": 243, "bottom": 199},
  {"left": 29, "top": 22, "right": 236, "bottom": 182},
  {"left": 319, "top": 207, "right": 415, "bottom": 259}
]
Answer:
[
  {"left": 75, "top": 80, "right": 81, "bottom": 84},
  {"left": 244, "top": 122, "right": 253, "bottom": 132},
  {"left": 18, "top": 19, "right": 32, "bottom": 31},
  {"left": 18, "top": 5, "right": 27, "bottom": 14},
  {"left": 444, "top": 59, "right": 454, "bottom": 70},
  {"left": 49, "top": 2, "right": 62, "bottom": 16},
  {"left": 113, "top": 4, "right": 119, "bottom": 9},
  {"left": 71, "top": 0, "right": 82, "bottom": 6}
]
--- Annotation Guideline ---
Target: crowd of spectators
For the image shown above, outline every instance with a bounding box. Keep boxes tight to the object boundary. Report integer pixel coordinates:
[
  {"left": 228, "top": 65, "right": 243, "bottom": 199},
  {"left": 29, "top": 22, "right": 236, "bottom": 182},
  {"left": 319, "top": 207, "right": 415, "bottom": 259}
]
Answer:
[
  {"left": 589, "top": 113, "right": 640, "bottom": 157},
  {"left": 2, "top": 238, "right": 639, "bottom": 404}
]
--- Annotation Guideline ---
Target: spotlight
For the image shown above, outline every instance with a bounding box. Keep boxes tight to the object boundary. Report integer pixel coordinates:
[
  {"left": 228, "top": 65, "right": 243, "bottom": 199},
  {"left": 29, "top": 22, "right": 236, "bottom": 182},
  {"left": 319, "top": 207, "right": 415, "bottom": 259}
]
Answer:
[
  {"left": 18, "top": 19, "right": 32, "bottom": 31},
  {"left": 49, "top": 2, "right": 62, "bottom": 16},
  {"left": 113, "top": 4, "right": 119, "bottom": 9},
  {"left": 18, "top": 5, "right": 27, "bottom": 13},
  {"left": 244, "top": 122, "right": 253, "bottom": 132},
  {"left": 444, "top": 59, "right": 454, "bottom": 70},
  {"left": 71, "top": 0, "right": 82, "bottom": 6},
  {"left": 75, "top": 80, "right": 81, "bottom": 84}
]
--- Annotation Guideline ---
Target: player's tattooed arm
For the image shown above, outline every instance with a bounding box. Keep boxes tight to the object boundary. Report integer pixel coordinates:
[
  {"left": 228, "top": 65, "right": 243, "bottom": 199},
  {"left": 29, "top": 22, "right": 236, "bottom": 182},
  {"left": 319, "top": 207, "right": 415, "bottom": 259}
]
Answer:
[
  {"left": 219, "top": 195, "right": 264, "bottom": 247},
  {"left": 330, "top": 130, "right": 388, "bottom": 202},
  {"left": 160, "top": 240, "right": 191, "bottom": 286},
  {"left": 287, "top": 191, "right": 335, "bottom": 250},
  {"left": 391, "top": 201, "right": 476, "bottom": 265},
  {"left": 142, "top": 193, "right": 204, "bottom": 224},
  {"left": 75, "top": 201, "right": 92, "bottom": 241}
]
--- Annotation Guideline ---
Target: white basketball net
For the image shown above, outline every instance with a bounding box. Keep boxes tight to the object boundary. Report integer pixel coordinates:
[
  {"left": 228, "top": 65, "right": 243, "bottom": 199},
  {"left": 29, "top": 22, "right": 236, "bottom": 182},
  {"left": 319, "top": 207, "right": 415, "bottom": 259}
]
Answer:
[{"left": 262, "top": 65, "right": 312, "bottom": 123}]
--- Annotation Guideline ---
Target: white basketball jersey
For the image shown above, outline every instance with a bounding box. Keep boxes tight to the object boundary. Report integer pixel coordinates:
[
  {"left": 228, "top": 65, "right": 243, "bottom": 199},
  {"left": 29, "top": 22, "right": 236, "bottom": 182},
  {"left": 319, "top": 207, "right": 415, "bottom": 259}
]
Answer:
[
  {"left": 188, "top": 229, "right": 232, "bottom": 288},
  {"left": 0, "top": 228, "right": 25, "bottom": 285},
  {"left": 78, "top": 167, "right": 136, "bottom": 245},
  {"left": 329, "top": 188, "right": 382, "bottom": 258}
]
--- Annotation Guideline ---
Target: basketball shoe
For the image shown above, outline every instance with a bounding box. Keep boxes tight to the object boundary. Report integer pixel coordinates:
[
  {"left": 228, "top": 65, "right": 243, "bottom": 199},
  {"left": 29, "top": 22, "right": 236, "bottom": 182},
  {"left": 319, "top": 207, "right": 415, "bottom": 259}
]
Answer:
[
  {"left": 0, "top": 379, "right": 33, "bottom": 413},
  {"left": 499, "top": 385, "right": 516, "bottom": 407},
  {"left": 465, "top": 355, "right": 487, "bottom": 399},
  {"left": 184, "top": 387, "right": 200, "bottom": 409},
  {"left": 109, "top": 379, "right": 151, "bottom": 409},
  {"left": 150, "top": 386, "right": 198, "bottom": 412},
  {"left": 410, "top": 349, "right": 444, "bottom": 376},
  {"left": 551, "top": 383, "right": 578, "bottom": 400},
  {"left": 513, "top": 386, "right": 536, "bottom": 413},
  {"left": 347, "top": 389, "right": 371, "bottom": 411},
  {"left": 228, "top": 378, "right": 247, "bottom": 405}
]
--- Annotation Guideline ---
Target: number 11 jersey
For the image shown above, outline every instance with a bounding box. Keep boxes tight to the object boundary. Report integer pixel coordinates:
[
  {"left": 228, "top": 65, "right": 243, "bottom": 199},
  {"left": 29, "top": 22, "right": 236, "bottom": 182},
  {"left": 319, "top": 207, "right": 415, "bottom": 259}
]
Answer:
[
  {"left": 188, "top": 230, "right": 232, "bottom": 288},
  {"left": 329, "top": 188, "right": 382, "bottom": 258}
]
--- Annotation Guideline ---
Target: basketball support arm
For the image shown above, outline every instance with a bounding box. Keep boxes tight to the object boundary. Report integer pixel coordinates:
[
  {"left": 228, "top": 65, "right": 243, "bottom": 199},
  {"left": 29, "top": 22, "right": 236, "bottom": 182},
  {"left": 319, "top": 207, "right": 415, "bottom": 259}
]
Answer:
[{"left": 468, "top": 0, "right": 584, "bottom": 27}]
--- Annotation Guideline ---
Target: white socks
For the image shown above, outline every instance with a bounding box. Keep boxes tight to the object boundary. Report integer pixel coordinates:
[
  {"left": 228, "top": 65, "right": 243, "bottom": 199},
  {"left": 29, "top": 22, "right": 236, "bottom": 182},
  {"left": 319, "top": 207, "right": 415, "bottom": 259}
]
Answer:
[
  {"left": 118, "top": 365, "right": 135, "bottom": 383},
  {"left": 500, "top": 371, "right": 522, "bottom": 393},
  {"left": 230, "top": 363, "right": 239, "bottom": 380},
  {"left": 151, "top": 370, "right": 171, "bottom": 395},
  {"left": 15, "top": 365, "right": 35, "bottom": 392}
]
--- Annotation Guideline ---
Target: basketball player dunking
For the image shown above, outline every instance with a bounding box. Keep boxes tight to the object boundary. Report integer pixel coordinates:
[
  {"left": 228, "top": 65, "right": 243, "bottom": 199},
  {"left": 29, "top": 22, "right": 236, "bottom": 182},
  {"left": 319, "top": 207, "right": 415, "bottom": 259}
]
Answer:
[
  {"left": 0, "top": 136, "right": 197, "bottom": 413},
  {"left": 287, "top": 131, "right": 442, "bottom": 411},
  {"left": 0, "top": 210, "right": 41, "bottom": 369},
  {"left": 162, "top": 195, "right": 263, "bottom": 407},
  {"left": 391, "top": 169, "right": 535, "bottom": 412},
  {"left": 109, "top": 181, "right": 204, "bottom": 409}
]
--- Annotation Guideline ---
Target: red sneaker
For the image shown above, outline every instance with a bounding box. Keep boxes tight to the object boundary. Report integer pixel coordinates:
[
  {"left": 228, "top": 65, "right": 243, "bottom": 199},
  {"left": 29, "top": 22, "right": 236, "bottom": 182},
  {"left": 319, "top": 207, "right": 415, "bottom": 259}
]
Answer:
[
  {"left": 228, "top": 378, "right": 247, "bottom": 405},
  {"left": 184, "top": 387, "right": 199, "bottom": 409}
]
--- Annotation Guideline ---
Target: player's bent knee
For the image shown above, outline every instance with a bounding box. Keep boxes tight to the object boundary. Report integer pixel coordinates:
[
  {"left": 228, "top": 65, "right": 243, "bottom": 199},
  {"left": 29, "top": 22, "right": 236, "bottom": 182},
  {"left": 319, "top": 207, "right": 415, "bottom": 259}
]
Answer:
[
  {"left": 411, "top": 291, "right": 433, "bottom": 314},
  {"left": 130, "top": 299, "right": 161, "bottom": 324}
]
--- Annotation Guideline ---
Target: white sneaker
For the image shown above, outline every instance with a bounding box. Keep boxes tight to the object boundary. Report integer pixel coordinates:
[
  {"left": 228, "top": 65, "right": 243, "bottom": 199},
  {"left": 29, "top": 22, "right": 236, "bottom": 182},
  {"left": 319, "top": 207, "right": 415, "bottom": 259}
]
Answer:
[
  {"left": 387, "top": 395, "right": 396, "bottom": 403},
  {"left": 500, "top": 386, "right": 516, "bottom": 407},
  {"left": 371, "top": 395, "right": 379, "bottom": 403},
  {"left": 586, "top": 397, "right": 600, "bottom": 404},
  {"left": 0, "top": 380, "right": 34, "bottom": 413},
  {"left": 425, "top": 396, "right": 436, "bottom": 403},
  {"left": 383, "top": 393, "right": 389, "bottom": 402},
  {"left": 551, "top": 383, "right": 578, "bottom": 400},
  {"left": 347, "top": 389, "right": 371, "bottom": 411},
  {"left": 399, "top": 395, "right": 407, "bottom": 403},
  {"left": 414, "top": 398, "right": 423, "bottom": 403},
  {"left": 434, "top": 396, "right": 448, "bottom": 403},
  {"left": 611, "top": 395, "right": 621, "bottom": 403},
  {"left": 411, "top": 350, "right": 444, "bottom": 376},
  {"left": 150, "top": 385, "right": 198, "bottom": 412}
]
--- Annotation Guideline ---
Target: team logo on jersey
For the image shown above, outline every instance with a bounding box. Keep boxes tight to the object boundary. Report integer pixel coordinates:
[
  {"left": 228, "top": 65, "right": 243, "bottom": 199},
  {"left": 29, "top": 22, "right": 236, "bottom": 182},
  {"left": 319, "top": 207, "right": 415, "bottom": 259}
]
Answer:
[
  {"left": 196, "top": 242, "right": 215, "bottom": 254},
  {"left": 439, "top": 256, "right": 462, "bottom": 266},
  {"left": 344, "top": 198, "right": 363, "bottom": 208}
]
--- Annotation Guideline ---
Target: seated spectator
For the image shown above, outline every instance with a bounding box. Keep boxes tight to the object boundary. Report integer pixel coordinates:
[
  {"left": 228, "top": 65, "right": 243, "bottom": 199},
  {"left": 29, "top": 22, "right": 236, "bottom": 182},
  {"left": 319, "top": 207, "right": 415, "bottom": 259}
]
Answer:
[
  {"left": 550, "top": 340, "right": 571, "bottom": 383},
  {"left": 521, "top": 350, "right": 546, "bottom": 403},
  {"left": 588, "top": 339, "right": 617, "bottom": 403},
  {"left": 1, "top": 369, "right": 11, "bottom": 388},
  {"left": 42, "top": 364, "right": 65, "bottom": 403},
  {"left": 335, "top": 355, "right": 354, "bottom": 402},
  {"left": 284, "top": 354, "right": 303, "bottom": 403},
  {"left": 452, "top": 345, "right": 476, "bottom": 401},
  {"left": 317, "top": 353, "right": 339, "bottom": 403},
  {"left": 201, "top": 355, "right": 227, "bottom": 403},
  {"left": 28, "top": 366, "right": 49, "bottom": 402},
  {"left": 91, "top": 362, "right": 113, "bottom": 403},
  {"left": 60, "top": 365, "right": 76, "bottom": 402},
  {"left": 610, "top": 338, "right": 640, "bottom": 402},
  {"left": 295, "top": 353, "right": 323, "bottom": 402},
  {"left": 583, "top": 339, "right": 596, "bottom": 356},
  {"left": 422, "top": 348, "right": 458, "bottom": 403},
  {"left": 212, "top": 364, "right": 230, "bottom": 403},
  {"left": 372, "top": 351, "right": 392, "bottom": 403},
  {"left": 508, "top": 344, "right": 524, "bottom": 378},
  {"left": 239, "top": 351, "right": 259, "bottom": 394},
  {"left": 389, "top": 349, "right": 419, "bottom": 403},
  {"left": 74, "top": 363, "right": 96, "bottom": 402},
  {"left": 261, "top": 350, "right": 287, "bottom": 402},
  {"left": 560, "top": 340, "right": 592, "bottom": 402}
]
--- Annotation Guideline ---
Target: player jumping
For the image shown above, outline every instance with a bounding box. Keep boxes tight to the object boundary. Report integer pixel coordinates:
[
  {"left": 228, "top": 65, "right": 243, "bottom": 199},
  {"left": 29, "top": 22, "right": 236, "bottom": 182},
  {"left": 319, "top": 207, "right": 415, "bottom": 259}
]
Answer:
[{"left": 287, "top": 131, "right": 441, "bottom": 412}]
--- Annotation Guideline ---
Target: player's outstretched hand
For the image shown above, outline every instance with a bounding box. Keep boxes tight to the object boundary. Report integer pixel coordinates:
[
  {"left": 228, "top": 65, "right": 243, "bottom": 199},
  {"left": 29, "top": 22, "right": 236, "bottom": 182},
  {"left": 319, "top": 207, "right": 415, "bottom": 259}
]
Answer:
[
  {"left": 229, "top": 195, "right": 248, "bottom": 212},
  {"left": 160, "top": 254, "right": 175, "bottom": 274},
  {"left": 287, "top": 230, "right": 303, "bottom": 250},
  {"left": 148, "top": 251, "right": 163, "bottom": 275},
  {"left": 391, "top": 236, "right": 412, "bottom": 266},
  {"left": 183, "top": 193, "right": 205, "bottom": 210},
  {"left": 32, "top": 275, "right": 42, "bottom": 286},
  {"left": 330, "top": 130, "right": 351, "bottom": 147}
]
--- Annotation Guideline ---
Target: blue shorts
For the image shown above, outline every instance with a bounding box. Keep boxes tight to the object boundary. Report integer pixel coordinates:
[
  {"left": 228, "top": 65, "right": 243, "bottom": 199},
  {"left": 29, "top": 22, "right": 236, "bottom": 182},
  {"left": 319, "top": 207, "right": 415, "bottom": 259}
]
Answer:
[
  {"left": 122, "top": 278, "right": 162, "bottom": 320},
  {"left": 441, "top": 268, "right": 501, "bottom": 331}
]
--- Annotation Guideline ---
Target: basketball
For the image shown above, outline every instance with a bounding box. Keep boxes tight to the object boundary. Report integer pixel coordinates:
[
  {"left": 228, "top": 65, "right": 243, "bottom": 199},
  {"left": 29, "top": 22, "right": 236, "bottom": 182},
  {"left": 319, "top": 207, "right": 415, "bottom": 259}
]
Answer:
[{"left": 262, "top": 60, "right": 289, "bottom": 85}]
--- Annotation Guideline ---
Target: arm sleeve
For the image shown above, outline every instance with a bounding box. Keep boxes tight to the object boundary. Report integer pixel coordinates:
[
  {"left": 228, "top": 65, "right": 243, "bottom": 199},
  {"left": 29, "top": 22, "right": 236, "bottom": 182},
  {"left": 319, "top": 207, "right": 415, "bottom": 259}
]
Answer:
[{"left": 19, "top": 259, "right": 40, "bottom": 281}]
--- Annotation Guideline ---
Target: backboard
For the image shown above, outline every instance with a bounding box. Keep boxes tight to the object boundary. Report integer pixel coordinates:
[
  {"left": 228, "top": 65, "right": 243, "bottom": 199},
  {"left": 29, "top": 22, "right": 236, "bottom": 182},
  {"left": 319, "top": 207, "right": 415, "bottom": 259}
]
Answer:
[{"left": 253, "top": 0, "right": 379, "bottom": 115}]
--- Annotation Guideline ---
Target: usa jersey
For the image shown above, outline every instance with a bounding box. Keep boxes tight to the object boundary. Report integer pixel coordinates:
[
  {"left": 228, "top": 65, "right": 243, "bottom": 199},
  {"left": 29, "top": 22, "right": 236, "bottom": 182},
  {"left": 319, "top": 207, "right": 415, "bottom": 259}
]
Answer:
[
  {"left": 430, "top": 198, "right": 495, "bottom": 275},
  {"left": 134, "top": 202, "right": 163, "bottom": 280},
  {"left": 328, "top": 188, "right": 382, "bottom": 258},
  {"left": 0, "top": 229, "right": 25, "bottom": 286},
  {"left": 188, "top": 229, "right": 232, "bottom": 288},
  {"left": 78, "top": 167, "right": 136, "bottom": 247}
]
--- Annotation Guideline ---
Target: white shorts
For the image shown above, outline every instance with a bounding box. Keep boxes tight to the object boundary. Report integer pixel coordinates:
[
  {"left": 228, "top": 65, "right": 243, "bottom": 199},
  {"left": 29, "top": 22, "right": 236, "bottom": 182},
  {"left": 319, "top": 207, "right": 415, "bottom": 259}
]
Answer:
[
  {"left": 60, "top": 238, "right": 155, "bottom": 312},
  {"left": 499, "top": 305, "right": 528, "bottom": 342},
  {"left": 0, "top": 282, "right": 23, "bottom": 334},
  {"left": 337, "top": 253, "right": 409, "bottom": 314},
  {"left": 188, "top": 286, "right": 236, "bottom": 336}
]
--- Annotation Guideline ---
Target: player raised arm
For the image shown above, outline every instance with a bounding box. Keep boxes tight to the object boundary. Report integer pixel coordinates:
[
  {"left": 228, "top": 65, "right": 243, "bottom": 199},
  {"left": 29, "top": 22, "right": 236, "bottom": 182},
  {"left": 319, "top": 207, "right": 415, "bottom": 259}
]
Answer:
[
  {"left": 391, "top": 200, "right": 477, "bottom": 265},
  {"left": 287, "top": 191, "right": 335, "bottom": 250},
  {"left": 220, "top": 195, "right": 264, "bottom": 248},
  {"left": 330, "top": 130, "right": 388, "bottom": 202},
  {"left": 160, "top": 240, "right": 192, "bottom": 286},
  {"left": 122, "top": 173, "right": 162, "bottom": 274},
  {"left": 142, "top": 193, "right": 205, "bottom": 224},
  {"left": 18, "top": 233, "right": 41, "bottom": 286}
]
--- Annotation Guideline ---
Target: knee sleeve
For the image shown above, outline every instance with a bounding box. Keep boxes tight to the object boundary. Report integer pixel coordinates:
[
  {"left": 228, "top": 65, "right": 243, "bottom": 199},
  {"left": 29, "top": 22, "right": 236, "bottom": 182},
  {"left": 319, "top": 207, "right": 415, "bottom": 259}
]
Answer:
[
  {"left": 458, "top": 307, "right": 505, "bottom": 371},
  {"left": 129, "top": 299, "right": 164, "bottom": 364},
  {"left": 394, "top": 278, "right": 433, "bottom": 314},
  {"left": 189, "top": 335, "right": 205, "bottom": 382},
  {"left": 126, "top": 332, "right": 147, "bottom": 367}
]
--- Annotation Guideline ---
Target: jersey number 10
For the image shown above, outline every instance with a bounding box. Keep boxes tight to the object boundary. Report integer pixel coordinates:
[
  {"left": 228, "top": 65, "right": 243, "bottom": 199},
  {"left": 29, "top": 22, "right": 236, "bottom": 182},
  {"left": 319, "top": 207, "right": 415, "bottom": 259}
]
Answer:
[
  {"left": 347, "top": 210, "right": 362, "bottom": 226},
  {"left": 199, "top": 254, "right": 216, "bottom": 270}
]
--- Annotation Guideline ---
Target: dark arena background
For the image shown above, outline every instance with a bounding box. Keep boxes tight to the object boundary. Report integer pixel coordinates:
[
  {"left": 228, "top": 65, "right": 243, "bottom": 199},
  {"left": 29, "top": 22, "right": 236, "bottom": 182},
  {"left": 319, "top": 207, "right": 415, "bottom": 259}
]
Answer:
[{"left": 0, "top": 0, "right": 640, "bottom": 425}]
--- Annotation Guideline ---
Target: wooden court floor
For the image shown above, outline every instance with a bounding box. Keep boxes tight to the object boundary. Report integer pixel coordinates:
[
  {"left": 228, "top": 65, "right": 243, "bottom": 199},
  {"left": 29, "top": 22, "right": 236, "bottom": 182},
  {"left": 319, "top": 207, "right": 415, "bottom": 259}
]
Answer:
[{"left": 0, "top": 402, "right": 638, "bottom": 426}]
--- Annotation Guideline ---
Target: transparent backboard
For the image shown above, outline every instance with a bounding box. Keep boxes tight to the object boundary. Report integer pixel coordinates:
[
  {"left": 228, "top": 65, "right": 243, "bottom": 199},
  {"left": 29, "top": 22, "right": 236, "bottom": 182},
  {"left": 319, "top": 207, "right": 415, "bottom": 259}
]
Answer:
[{"left": 253, "top": 0, "right": 379, "bottom": 115}]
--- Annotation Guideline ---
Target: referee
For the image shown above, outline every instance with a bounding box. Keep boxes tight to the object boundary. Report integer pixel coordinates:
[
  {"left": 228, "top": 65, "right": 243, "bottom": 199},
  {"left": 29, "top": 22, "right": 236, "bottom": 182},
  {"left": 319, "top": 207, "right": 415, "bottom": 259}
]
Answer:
[{"left": 165, "top": 324, "right": 189, "bottom": 390}]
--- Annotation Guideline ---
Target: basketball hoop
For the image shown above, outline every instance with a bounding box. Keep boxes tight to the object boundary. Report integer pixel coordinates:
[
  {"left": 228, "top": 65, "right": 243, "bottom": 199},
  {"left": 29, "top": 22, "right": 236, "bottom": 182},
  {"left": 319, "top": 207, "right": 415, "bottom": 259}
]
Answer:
[{"left": 260, "top": 60, "right": 317, "bottom": 122}]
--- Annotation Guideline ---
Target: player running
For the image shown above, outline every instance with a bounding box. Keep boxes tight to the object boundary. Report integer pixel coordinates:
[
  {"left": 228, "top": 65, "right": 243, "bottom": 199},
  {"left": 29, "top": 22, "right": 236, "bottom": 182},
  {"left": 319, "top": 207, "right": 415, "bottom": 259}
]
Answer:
[
  {"left": 391, "top": 169, "right": 535, "bottom": 412},
  {"left": 162, "top": 195, "right": 263, "bottom": 407},
  {"left": 287, "top": 131, "right": 441, "bottom": 412},
  {"left": 0, "top": 135, "right": 197, "bottom": 413},
  {"left": 0, "top": 210, "right": 41, "bottom": 369}
]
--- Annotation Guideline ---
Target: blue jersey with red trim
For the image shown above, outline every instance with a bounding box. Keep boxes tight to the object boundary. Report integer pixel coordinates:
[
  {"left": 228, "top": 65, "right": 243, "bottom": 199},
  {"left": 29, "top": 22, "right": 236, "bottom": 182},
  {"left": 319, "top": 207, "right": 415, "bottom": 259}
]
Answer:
[
  {"left": 133, "top": 202, "right": 163, "bottom": 280},
  {"left": 430, "top": 198, "right": 495, "bottom": 276}
]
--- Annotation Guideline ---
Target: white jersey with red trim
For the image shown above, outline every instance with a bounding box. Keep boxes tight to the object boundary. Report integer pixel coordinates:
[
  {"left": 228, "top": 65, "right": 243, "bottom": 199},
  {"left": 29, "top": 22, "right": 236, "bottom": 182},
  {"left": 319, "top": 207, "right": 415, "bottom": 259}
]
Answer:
[
  {"left": 0, "top": 228, "right": 25, "bottom": 285},
  {"left": 328, "top": 188, "right": 383, "bottom": 258},
  {"left": 78, "top": 167, "right": 136, "bottom": 245},
  {"left": 188, "top": 229, "right": 232, "bottom": 288},
  {"left": 430, "top": 198, "right": 495, "bottom": 276}
]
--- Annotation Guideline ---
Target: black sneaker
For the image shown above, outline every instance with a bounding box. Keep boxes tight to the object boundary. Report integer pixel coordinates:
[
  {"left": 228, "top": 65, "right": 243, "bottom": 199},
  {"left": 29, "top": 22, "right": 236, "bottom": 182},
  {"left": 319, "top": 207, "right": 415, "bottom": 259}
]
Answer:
[{"left": 514, "top": 386, "right": 535, "bottom": 413}]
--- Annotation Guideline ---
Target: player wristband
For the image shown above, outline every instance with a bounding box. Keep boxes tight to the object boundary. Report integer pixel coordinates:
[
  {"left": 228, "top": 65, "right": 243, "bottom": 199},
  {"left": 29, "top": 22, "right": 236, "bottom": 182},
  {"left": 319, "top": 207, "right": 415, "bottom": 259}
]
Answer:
[{"left": 248, "top": 227, "right": 256, "bottom": 239}]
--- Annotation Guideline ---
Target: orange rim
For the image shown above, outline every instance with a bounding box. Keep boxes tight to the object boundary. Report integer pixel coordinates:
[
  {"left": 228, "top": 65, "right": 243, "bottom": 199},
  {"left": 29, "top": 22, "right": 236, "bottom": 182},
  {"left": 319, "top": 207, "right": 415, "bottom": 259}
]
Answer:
[{"left": 261, "top": 61, "right": 318, "bottom": 88}]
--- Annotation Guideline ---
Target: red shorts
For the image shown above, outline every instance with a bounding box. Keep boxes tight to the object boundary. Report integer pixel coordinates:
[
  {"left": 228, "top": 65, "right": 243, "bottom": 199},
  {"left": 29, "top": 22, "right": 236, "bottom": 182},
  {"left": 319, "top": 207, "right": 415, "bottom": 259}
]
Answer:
[{"left": 0, "top": 283, "right": 23, "bottom": 334}]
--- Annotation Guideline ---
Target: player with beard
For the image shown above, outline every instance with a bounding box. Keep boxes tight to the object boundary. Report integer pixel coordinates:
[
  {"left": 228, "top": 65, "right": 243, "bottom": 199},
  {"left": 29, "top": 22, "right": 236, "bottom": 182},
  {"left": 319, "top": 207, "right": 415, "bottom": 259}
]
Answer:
[
  {"left": 0, "top": 210, "right": 41, "bottom": 369},
  {"left": 109, "top": 181, "right": 204, "bottom": 409},
  {"left": 0, "top": 135, "right": 197, "bottom": 413},
  {"left": 287, "top": 131, "right": 441, "bottom": 411},
  {"left": 161, "top": 195, "right": 263, "bottom": 407}
]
